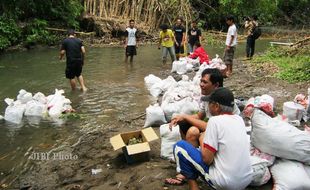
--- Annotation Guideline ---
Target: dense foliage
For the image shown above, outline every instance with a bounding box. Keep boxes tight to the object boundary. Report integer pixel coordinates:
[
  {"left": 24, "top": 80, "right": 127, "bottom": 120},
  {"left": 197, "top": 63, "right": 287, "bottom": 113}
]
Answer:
[{"left": 0, "top": 0, "right": 83, "bottom": 50}]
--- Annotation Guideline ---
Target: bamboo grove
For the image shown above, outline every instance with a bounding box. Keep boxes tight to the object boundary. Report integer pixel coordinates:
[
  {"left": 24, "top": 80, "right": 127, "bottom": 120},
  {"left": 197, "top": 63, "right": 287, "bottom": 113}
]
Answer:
[{"left": 83, "top": 0, "right": 194, "bottom": 29}]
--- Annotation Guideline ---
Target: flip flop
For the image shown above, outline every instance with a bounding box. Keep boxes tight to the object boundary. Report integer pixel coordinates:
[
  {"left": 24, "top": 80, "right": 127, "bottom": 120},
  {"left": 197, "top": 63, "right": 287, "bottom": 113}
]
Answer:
[{"left": 164, "top": 177, "right": 186, "bottom": 186}]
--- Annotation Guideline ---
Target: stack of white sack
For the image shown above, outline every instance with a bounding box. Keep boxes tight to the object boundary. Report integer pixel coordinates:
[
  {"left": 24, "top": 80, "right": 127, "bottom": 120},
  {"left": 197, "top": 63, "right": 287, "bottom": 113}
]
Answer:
[
  {"left": 249, "top": 108, "right": 310, "bottom": 188},
  {"left": 3, "top": 89, "right": 72, "bottom": 124},
  {"left": 171, "top": 57, "right": 200, "bottom": 75},
  {"left": 143, "top": 104, "right": 167, "bottom": 128},
  {"left": 209, "top": 54, "right": 227, "bottom": 72}
]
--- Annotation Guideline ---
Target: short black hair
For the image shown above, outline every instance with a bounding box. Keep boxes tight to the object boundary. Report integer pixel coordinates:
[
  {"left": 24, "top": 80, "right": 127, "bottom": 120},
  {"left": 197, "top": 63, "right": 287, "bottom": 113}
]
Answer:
[
  {"left": 252, "top": 15, "right": 258, "bottom": 20},
  {"left": 67, "top": 29, "right": 75, "bottom": 36},
  {"left": 129, "top": 19, "right": 135, "bottom": 23},
  {"left": 160, "top": 24, "right": 168, "bottom": 30},
  {"left": 201, "top": 68, "right": 223, "bottom": 87},
  {"left": 191, "top": 20, "right": 197, "bottom": 24},
  {"left": 226, "top": 15, "right": 235, "bottom": 22}
]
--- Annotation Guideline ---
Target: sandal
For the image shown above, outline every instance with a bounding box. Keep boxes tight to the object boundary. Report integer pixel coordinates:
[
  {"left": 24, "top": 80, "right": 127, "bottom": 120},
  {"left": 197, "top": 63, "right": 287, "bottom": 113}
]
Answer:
[{"left": 164, "top": 177, "right": 186, "bottom": 186}]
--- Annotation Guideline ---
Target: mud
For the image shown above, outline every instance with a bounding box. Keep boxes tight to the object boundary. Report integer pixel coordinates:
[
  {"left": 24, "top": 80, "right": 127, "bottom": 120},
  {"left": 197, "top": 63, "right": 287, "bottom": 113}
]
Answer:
[{"left": 8, "top": 58, "right": 309, "bottom": 190}]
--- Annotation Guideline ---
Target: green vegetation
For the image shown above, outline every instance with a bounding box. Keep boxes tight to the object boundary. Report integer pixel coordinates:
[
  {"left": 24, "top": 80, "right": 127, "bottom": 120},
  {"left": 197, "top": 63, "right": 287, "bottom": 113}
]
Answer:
[
  {"left": 0, "top": 0, "right": 83, "bottom": 50},
  {"left": 253, "top": 47, "right": 310, "bottom": 82}
]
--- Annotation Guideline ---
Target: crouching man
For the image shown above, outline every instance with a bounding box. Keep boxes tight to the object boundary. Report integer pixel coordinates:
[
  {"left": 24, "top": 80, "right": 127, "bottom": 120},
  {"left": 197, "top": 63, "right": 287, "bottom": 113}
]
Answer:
[{"left": 174, "top": 87, "right": 252, "bottom": 190}]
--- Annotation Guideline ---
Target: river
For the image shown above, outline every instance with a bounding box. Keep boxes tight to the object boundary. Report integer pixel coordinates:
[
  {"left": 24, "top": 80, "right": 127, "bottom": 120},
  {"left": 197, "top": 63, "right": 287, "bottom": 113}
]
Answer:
[{"left": 0, "top": 40, "right": 271, "bottom": 183}]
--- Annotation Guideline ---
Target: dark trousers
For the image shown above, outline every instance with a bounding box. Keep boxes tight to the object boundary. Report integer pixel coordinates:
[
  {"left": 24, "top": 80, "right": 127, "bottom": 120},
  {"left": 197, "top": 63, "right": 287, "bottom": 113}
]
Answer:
[{"left": 246, "top": 36, "right": 256, "bottom": 57}]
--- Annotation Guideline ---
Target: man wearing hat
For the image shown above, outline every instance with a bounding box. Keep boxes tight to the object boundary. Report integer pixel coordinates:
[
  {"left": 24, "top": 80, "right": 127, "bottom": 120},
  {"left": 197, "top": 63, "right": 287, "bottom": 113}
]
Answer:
[{"left": 174, "top": 87, "right": 252, "bottom": 190}]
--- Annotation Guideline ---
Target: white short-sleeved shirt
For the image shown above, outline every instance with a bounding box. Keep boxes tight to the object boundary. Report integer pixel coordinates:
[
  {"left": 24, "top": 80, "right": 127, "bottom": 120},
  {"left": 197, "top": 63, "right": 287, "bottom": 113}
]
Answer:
[
  {"left": 199, "top": 101, "right": 240, "bottom": 119},
  {"left": 203, "top": 114, "right": 252, "bottom": 190},
  {"left": 225, "top": 24, "right": 238, "bottom": 47},
  {"left": 126, "top": 28, "right": 137, "bottom": 46}
]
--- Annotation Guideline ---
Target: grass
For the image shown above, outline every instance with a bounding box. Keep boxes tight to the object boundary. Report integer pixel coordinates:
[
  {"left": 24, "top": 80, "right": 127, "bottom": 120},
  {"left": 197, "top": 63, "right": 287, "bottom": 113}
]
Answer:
[{"left": 252, "top": 46, "right": 310, "bottom": 83}]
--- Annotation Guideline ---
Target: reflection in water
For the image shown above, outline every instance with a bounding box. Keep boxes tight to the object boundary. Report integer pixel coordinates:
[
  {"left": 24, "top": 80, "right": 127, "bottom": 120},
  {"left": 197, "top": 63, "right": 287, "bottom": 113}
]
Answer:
[{"left": 0, "top": 41, "right": 271, "bottom": 180}]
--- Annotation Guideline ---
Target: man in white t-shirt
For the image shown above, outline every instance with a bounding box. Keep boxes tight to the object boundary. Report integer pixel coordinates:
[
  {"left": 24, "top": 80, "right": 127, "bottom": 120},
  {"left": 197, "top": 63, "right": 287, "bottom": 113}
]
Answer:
[
  {"left": 124, "top": 19, "right": 138, "bottom": 62},
  {"left": 224, "top": 15, "right": 237, "bottom": 77},
  {"left": 173, "top": 87, "right": 252, "bottom": 190}
]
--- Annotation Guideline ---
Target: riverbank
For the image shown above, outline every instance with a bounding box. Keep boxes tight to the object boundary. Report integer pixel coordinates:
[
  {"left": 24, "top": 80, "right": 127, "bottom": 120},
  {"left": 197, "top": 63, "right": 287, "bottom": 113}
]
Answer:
[{"left": 4, "top": 56, "right": 309, "bottom": 190}]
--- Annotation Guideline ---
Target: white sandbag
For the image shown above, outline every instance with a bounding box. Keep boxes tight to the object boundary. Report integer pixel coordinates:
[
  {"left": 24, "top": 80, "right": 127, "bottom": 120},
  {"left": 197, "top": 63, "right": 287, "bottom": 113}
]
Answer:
[
  {"left": 250, "top": 145, "right": 275, "bottom": 167},
  {"left": 171, "top": 60, "right": 187, "bottom": 75},
  {"left": 144, "top": 104, "right": 167, "bottom": 128},
  {"left": 0, "top": 115, "right": 4, "bottom": 120},
  {"left": 160, "top": 124, "right": 181, "bottom": 160},
  {"left": 251, "top": 109, "right": 310, "bottom": 165},
  {"left": 161, "top": 76, "right": 177, "bottom": 92},
  {"left": 17, "top": 89, "right": 32, "bottom": 104},
  {"left": 25, "top": 100, "right": 47, "bottom": 117},
  {"left": 179, "top": 98, "right": 200, "bottom": 115},
  {"left": 150, "top": 81, "right": 163, "bottom": 97},
  {"left": 270, "top": 159, "right": 310, "bottom": 190},
  {"left": 250, "top": 156, "right": 271, "bottom": 186},
  {"left": 144, "top": 74, "right": 162, "bottom": 90},
  {"left": 33, "top": 92, "right": 47, "bottom": 104},
  {"left": 4, "top": 102, "right": 26, "bottom": 124},
  {"left": 4, "top": 98, "right": 14, "bottom": 106},
  {"left": 161, "top": 101, "right": 180, "bottom": 122},
  {"left": 283, "top": 101, "right": 305, "bottom": 121},
  {"left": 48, "top": 89, "right": 71, "bottom": 118}
]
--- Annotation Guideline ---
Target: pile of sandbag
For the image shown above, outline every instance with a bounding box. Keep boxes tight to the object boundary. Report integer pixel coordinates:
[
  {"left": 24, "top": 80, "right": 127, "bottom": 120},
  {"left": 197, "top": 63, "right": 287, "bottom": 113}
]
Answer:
[
  {"left": 3, "top": 89, "right": 73, "bottom": 124},
  {"left": 143, "top": 74, "right": 201, "bottom": 127},
  {"left": 248, "top": 108, "right": 310, "bottom": 188}
]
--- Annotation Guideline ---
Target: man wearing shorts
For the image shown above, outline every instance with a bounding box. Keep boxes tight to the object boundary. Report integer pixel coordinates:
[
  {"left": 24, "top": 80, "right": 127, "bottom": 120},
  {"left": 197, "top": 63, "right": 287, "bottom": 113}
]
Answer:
[
  {"left": 173, "top": 18, "right": 186, "bottom": 60},
  {"left": 224, "top": 15, "right": 237, "bottom": 77},
  {"left": 174, "top": 88, "right": 252, "bottom": 190},
  {"left": 125, "top": 19, "right": 138, "bottom": 63},
  {"left": 59, "top": 29, "right": 87, "bottom": 92}
]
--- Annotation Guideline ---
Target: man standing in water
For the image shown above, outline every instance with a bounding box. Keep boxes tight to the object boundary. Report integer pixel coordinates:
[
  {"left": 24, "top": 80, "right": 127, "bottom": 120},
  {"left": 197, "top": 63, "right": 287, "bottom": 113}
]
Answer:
[
  {"left": 59, "top": 29, "right": 87, "bottom": 92},
  {"left": 158, "top": 24, "right": 176, "bottom": 64},
  {"left": 223, "top": 15, "right": 237, "bottom": 77},
  {"left": 124, "top": 19, "right": 138, "bottom": 63},
  {"left": 173, "top": 18, "right": 186, "bottom": 60}
]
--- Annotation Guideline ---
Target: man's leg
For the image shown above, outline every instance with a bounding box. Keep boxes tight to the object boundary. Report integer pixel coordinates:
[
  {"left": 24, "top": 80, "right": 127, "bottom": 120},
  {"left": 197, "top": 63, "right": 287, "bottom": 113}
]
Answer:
[
  {"left": 162, "top": 46, "right": 168, "bottom": 64},
  {"left": 69, "top": 79, "right": 77, "bottom": 91},
  {"left": 129, "top": 55, "right": 134, "bottom": 62},
  {"left": 186, "top": 127, "right": 200, "bottom": 148},
  {"left": 77, "top": 75, "right": 87, "bottom": 92},
  {"left": 246, "top": 37, "right": 251, "bottom": 58},
  {"left": 174, "top": 140, "right": 214, "bottom": 188},
  {"left": 250, "top": 38, "right": 256, "bottom": 57},
  {"left": 168, "top": 46, "right": 176, "bottom": 62}
]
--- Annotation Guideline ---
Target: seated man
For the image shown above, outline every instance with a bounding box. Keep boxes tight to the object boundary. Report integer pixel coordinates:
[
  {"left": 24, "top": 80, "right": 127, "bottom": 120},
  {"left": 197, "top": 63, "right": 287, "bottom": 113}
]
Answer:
[
  {"left": 188, "top": 41, "right": 209, "bottom": 64},
  {"left": 174, "top": 88, "right": 252, "bottom": 190},
  {"left": 165, "top": 68, "right": 240, "bottom": 185}
]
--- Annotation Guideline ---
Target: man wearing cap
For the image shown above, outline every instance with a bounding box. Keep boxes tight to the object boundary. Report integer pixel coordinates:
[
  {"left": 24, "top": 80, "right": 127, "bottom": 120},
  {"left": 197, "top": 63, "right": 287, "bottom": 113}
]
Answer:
[
  {"left": 165, "top": 68, "right": 240, "bottom": 186},
  {"left": 174, "top": 88, "right": 252, "bottom": 190},
  {"left": 60, "top": 29, "right": 87, "bottom": 92}
]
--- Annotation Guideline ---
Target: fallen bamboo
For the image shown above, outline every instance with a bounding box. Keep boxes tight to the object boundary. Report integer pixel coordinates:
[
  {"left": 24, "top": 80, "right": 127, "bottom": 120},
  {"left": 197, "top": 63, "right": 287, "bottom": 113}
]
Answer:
[{"left": 45, "top": 27, "right": 95, "bottom": 35}]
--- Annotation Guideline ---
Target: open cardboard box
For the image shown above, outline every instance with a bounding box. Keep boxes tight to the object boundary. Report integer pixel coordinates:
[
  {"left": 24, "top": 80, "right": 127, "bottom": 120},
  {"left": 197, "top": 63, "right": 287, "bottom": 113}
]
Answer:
[{"left": 110, "top": 127, "right": 158, "bottom": 164}]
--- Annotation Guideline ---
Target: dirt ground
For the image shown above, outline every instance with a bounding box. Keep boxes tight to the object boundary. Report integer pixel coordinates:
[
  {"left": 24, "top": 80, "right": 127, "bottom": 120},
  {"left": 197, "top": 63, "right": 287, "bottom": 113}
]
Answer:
[{"left": 9, "top": 58, "right": 309, "bottom": 190}]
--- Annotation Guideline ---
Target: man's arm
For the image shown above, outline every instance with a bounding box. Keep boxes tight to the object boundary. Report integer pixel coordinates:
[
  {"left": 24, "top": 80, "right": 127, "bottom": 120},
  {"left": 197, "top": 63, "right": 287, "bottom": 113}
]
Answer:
[
  {"left": 59, "top": 50, "right": 65, "bottom": 60},
  {"left": 158, "top": 33, "right": 162, "bottom": 49},
  {"left": 170, "top": 111, "right": 207, "bottom": 132},
  {"left": 201, "top": 142, "right": 215, "bottom": 165}
]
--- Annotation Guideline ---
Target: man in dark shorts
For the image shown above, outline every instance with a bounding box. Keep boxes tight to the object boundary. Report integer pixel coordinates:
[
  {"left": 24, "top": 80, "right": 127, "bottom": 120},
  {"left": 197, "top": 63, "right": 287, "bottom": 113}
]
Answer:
[
  {"left": 124, "top": 19, "right": 138, "bottom": 62},
  {"left": 173, "top": 18, "right": 186, "bottom": 60},
  {"left": 187, "top": 21, "right": 202, "bottom": 54},
  {"left": 59, "top": 29, "right": 87, "bottom": 92}
]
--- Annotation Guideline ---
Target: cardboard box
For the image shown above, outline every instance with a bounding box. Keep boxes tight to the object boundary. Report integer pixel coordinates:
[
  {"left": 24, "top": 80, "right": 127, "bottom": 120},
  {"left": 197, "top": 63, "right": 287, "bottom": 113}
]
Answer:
[{"left": 110, "top": 127, "right": 158, "bottom": 164}]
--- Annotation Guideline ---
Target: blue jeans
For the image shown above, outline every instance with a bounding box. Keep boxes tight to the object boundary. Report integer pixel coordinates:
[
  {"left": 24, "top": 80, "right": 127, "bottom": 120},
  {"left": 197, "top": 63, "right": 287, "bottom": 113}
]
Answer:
[{"left": 162, "top": 46, "right": 176, "bottom": 62}]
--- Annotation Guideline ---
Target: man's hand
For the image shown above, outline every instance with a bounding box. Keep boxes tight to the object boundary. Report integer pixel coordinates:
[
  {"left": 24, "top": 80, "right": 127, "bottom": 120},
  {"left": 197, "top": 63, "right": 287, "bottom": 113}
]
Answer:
[
  {"left": 124, "top": 44, "right": 127, "bottom": 49},
  {"left": 225, "top": 45, "right": 231, "bottom": 51},
  {"left": 175, "top": 41, "right": 179, "bottom": 47},
  {"left": 169, "top": 115, "right": 185, "bottom": 131}
]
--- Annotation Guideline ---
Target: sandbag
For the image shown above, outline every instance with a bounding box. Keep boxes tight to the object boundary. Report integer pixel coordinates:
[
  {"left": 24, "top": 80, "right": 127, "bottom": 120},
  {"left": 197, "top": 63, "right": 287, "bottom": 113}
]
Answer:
[
  {"left": 250, "top": 156, "right": 271, "bottom": 186},
  {"left": 150, "top": 81, "right": 163, "bottom": 97},
  {"left": 270, "top": 159, "right": 310, "bottom": 190},
  {"left": 250, "top": 146, "right": 275, "bottom": 167},
  {"left": 33, "top": 92, "right": 47, "bottom": 104},
  {"left": 171, "top": 60, "right": 187, "bottom": 75},
  {"left": 4, "top": 101, "right": 26, "bottom": 124},
  {"left": 25, "top": 100, "right": 47, "bottom": 117},
  {"left": 251, "top": 109, "right": 310, "bottom": 165},
  {"left": 144, "top": 104, "right": 167, "bottom": 128},
  {"left": 144, "top": 74, "right": 162, "bottom": 90},
  {"left": 160, "top": 124, "right": 181, "bottom": 160},
  {"left": 17, "top": 89, "right": 32, "bottom": 104}
]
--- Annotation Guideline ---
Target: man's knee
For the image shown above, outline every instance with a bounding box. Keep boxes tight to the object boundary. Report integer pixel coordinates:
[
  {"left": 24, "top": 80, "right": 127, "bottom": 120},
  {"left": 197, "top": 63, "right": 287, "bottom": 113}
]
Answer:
[{"left": 186, "top": 127, "right": 200, "bottom": 141}]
